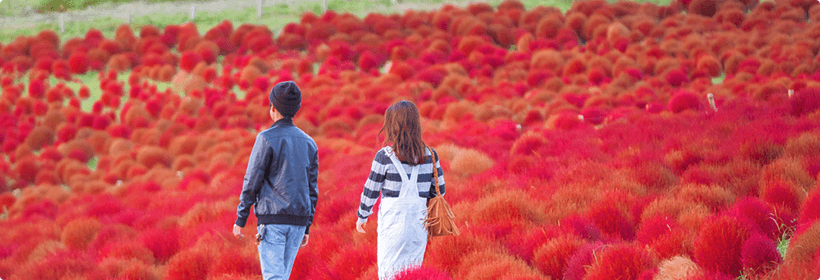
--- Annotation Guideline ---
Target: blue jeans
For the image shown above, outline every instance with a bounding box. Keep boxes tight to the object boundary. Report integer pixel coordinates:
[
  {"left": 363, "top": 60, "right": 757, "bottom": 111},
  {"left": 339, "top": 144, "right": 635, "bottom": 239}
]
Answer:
[{"left": 257, "top": 224, "right": 306, "bottom": 280}]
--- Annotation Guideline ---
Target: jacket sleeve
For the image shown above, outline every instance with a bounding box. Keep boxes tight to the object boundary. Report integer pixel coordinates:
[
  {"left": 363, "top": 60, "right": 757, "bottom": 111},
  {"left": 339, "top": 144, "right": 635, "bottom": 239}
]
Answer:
[
  {"left": 306, "top": 148, "right": 319, "bottom": 234},
  {"left": 236, "top": 133, "right": 271, "bottom": 227}
]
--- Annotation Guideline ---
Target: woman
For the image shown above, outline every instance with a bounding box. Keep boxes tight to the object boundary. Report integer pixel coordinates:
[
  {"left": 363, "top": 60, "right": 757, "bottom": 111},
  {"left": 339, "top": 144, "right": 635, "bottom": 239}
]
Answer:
[{"left": 356, "top": 100, "right": 445, "bottom": 280}]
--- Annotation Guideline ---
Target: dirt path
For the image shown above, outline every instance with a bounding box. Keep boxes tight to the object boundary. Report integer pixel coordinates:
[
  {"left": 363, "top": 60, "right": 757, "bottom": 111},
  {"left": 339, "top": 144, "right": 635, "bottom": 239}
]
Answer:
[
  {"left": 1, "top": 0, "right": 304, "bottom": 30},
  {"left": 0, "top": 0, "right": 469, "bottom": 35}
]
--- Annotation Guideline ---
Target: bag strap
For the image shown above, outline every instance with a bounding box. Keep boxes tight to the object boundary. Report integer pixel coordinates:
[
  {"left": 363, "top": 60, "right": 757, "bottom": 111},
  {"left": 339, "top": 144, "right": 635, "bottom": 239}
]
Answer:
[{"left": 428, "top": 147, "right": 440, "bottom": 197}]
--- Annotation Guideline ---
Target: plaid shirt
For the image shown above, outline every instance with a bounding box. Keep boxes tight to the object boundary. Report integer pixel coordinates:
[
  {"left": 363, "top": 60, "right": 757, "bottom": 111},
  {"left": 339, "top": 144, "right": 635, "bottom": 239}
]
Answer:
[{"left": 357, "top": 146, "right": 445, "bottom": 223}]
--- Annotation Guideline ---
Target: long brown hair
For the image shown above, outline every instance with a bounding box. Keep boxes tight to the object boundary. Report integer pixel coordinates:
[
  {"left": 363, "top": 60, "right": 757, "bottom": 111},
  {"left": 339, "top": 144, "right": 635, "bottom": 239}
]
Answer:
[{"left": 378, "top": 100, "right": 428, "bottom": 165}]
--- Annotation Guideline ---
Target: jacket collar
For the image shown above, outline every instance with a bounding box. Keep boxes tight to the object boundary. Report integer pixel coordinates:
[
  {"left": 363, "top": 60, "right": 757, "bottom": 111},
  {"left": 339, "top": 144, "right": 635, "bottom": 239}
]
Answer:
[{"left": 271, "top": 117, "right": 294, "bottom": 128}]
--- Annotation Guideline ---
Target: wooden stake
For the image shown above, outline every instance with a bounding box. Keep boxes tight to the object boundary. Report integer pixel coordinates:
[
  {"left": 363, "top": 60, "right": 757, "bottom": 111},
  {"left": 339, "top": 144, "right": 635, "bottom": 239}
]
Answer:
[
  {"left": 257, "top": 0, "right": 263, "bottom": 18},
  {"left": 322, "top": 0, "right": 327, "bottom": 12},
  {"left": 59, "top": 14, "right": 65, "bottom": 33},
  {"left": 707, "top": 93, "right": 717, "bottom": 112}
]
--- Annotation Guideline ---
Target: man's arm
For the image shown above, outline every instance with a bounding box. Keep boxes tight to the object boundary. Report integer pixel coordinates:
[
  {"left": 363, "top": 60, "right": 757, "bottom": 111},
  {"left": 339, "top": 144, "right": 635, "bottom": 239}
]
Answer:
[
  {"left": 306, "top": 148, "right": 319, "bottom": 234},
  {"left": 236, "top": 133, "right": 271, "bottom": 227}
]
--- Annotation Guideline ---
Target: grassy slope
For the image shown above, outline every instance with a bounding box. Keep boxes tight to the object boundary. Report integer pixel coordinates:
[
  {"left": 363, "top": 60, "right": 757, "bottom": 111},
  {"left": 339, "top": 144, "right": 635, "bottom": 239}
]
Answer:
[{"left": 1, "top": 0, "right": 674, "bottom": 43}]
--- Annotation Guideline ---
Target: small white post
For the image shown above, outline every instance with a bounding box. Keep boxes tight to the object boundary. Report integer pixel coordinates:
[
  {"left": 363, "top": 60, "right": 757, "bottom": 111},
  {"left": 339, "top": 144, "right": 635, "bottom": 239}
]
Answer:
[
  {"left": 190, "top": 5, "right": 195, "bottom": 21},
  {"left": 788, "top": 89, "right": 794, "bottom": 98},
  {"left": 707, "top": 93, "right": 717, "bottom": 112},
  {"left": 127, "top": 12, "right": 131, "bottom": 24},
  {"left": 257, "top": 0, "right": 263, "bottom": 18},
  {"left": 322, "top": 0, "right": 327, "bottom": 12},
  {"left": 59, "top": 14, "right": 65, "bottom": 33}
]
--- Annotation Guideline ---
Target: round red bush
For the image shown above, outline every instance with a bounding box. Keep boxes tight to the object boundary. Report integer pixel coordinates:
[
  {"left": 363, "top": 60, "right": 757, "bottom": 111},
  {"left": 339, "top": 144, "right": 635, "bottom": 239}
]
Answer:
[
  {"left": 665, "top": 68, "right": 689, "bottom": 87},
  {"left": 790, "top": 87, "right": 820, "bottom": 117},
  {"left": 693, "top": 215, "right": 751, "bottom": 276},
  {"left": 668, "top": 91, "right": 701, "bottom": 113},
  {"left": 799, "top": 187, "right": 820, "bottom": 225},
  {"left": 740, "top": 233, "right": 782, "bottom": 275},
  {"left": 584, "top": 244, "right": 656, "bottom": 280},
  {"left": 179, "top": 51, "right": 203, "bottom": 73},
  {"left": 394, "top": 266, "right": 453, "bottom": 280}
]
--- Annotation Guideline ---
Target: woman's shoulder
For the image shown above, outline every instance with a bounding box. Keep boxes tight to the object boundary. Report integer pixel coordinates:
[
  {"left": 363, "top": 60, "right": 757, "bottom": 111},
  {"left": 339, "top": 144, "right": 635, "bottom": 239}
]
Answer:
[{"left": 372, "top": 147, "right": 393, "bottom": 163}]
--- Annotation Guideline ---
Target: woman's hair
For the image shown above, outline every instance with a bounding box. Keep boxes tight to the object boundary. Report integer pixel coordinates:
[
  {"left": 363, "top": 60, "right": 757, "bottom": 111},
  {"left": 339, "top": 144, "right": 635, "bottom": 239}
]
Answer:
[{"left": 379, "top": 100, "right": 428, "bottom": 165}]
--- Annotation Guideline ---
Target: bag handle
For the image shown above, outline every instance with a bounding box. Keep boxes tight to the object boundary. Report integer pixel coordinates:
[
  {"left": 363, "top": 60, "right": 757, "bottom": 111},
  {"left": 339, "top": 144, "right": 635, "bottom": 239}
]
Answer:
[{"left": 428, "top": 147, "right": 440, "bottom": 197}]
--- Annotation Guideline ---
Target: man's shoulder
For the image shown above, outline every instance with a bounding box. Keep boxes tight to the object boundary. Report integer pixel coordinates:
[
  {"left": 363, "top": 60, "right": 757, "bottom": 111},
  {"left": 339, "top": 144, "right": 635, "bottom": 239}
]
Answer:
[{"left": 260, "top": 125, "right": 316, "bottom": 145}]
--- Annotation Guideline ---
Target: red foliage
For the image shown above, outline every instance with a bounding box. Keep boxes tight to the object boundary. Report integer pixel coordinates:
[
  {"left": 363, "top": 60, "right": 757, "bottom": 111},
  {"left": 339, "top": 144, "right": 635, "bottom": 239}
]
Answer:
[
  {"left": 179, "top": 51, "right": 203, "bottom": 73},
  {"left": 665, "top": 68, "right": 689, "bottom": 87},
  {"left": 165, "top": 248, "right": 211, "bottom": 279},
  {"left": 208, "top": 246, "right": 259, "bottom": 276},
  {"left": 790, "top": 87, "right": 820, "bottom": 117},
  {"left": 693, "top": 215, "right": 751, "bottom": 276},
  {"left": 585, "top": 198, "right": 635, "bottom": 240},
  {"left": 786, "top": 221, "right": 820, "bottom": 264},
  {"left": 61, "top": 218, "right": 102, "bottom": 250},
  {"left": 741, "top": 233, "right": 782, "bottom": 275},
  {"left": 68, "top": 52, "right": 90, "bottom": 74},
  {"left": 584, "top": 244, "right": 656, "bottom": 280},
  {"left": 799, "top": 188, "right": 820, "bottom": 226},
  {"left": 668, "top": 90, "right": 701, "bottom": 113},
  {"left": 688, "top": 0, "right": 718, "bottom": 17},
  {"left": 139, "top": 227, "right": 180, "bottom": 262},
  {"left": 533, "top": 235, "right": 585, "bottom": 279},
  {"left": 563, "top": 242, "right": 606, "bottom": 280},
  {"left": 394, "top": 266, "right": 453, "bottom": 280}
]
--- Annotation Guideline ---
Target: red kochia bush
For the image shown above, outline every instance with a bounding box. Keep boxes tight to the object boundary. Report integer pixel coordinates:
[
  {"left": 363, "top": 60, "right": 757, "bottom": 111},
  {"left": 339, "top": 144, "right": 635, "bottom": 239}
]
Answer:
[
  {"left": 563, "top": 242, "right": 606, "bottom": 280},
  {"left": 585, "top": 198, "right": 635, "bottom": 240},
  {"left": 786, "top": 221, "right": 820, "bottom": 264},
  {"left": 583, "top": 244, "right": 656, "bottom": 280},
  {"left": 68, "top": 52, "right": 90, "bottom": 74},
  {"left": 179, "top": 51, "right": 203, "bottom": 72},
  {"left": 139, "top": 227, "right": 180, "bottom": 262},
  {"left": 209, "top": 249, "right": 259, "bottom": 276},
  {"left": 665, "top": 68, "right": 689, "bottom": 87},
  {"left": 668, "top": 91, "right": 701, "bottom": 113},
  {"left": 394, "top": 266, "right": 453, "bottom": 280},
  {"left": 740, "top": 233, "right": 782, "bottom": 275},
  {"left": 790, "top": 87, "right": 820, "bottom": 117},
  {"left": 693, "top": 215, "right": 751, "bottom": 276},
  {"left": 799, "top": 188, "right": 820, "bottom": 226},
  {"left": 533, "top": 235, "right": 586, "bottom": 279},
  {"left": 165, "top": 248, "right": 211, "bottom": 279},
  {"left": 61, "top": 218, "right": 102, "bottom": 250}
]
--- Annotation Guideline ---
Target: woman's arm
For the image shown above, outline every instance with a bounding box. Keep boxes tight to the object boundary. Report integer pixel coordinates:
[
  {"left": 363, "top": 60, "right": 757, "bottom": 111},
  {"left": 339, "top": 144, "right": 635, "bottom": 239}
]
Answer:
[{"left": 357, "top": 150, "right": 388, "bottom": 224}]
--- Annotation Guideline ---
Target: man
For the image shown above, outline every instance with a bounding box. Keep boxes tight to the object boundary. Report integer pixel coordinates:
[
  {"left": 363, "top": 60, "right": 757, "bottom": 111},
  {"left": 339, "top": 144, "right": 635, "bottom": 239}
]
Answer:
[{"left": 233, "top": 81, "right": 319, "bottom": 280}]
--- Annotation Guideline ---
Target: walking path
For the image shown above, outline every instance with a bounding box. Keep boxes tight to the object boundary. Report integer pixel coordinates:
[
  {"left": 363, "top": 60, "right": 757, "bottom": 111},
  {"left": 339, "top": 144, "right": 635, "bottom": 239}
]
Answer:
[
  {"left": 1, "top": 0, "right": 304, "bottom": 30},
  {"left": 0, "top": 0, "right": 470, "bottom": 35}
]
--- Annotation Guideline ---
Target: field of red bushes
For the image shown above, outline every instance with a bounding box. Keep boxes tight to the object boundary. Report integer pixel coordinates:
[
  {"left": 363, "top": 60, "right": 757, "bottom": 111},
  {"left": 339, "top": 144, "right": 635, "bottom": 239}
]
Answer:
[{"left": 2, "top": 0, "right": 820, "bottom": 279}]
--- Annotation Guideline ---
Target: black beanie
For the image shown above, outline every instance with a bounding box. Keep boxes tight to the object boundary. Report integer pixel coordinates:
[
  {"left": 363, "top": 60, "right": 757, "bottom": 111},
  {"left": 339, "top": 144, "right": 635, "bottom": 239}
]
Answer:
[{"left": 270, "top": 81, "right": 302, "bottom": 117}]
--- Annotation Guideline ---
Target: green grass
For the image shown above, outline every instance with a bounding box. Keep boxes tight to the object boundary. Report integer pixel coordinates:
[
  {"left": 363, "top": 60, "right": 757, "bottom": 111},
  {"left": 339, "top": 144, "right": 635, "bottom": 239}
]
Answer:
[
  {"left": 712, "top": 73, "right": 726, "bottom": 85},
  {"left": 777, "top": 237, "right": 790, "bottom": 259},
  {"left": 2, "top": 0, "right": 673, "bottom": 44}
]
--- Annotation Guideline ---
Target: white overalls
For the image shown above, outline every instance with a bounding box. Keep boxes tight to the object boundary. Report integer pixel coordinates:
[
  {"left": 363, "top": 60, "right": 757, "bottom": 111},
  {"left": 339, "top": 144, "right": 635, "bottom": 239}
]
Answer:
[{"left": 377, "top": 150, "right": 429, "bottom": 280}]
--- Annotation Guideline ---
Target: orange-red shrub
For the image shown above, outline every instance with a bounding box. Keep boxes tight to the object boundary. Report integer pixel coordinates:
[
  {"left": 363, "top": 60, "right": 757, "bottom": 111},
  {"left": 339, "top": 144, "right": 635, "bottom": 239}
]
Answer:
[
  {"left": 584, "top": 244, "right": 656, "bottom": 280},
  {"left": 532, "top": 235, "right": 585, "bottom": 279},
  {"left": 61, "top": 218, "right": 102, "bottom": 250},
  {"left": 693, "top": 215, "right": 751, "bottom": 276}
]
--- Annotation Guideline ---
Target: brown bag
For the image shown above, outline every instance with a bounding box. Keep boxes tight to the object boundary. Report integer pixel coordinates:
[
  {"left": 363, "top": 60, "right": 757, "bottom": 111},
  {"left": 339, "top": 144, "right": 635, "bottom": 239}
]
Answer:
[{"left": 425, "top": 148, "right": 460, "bottom": 238}]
